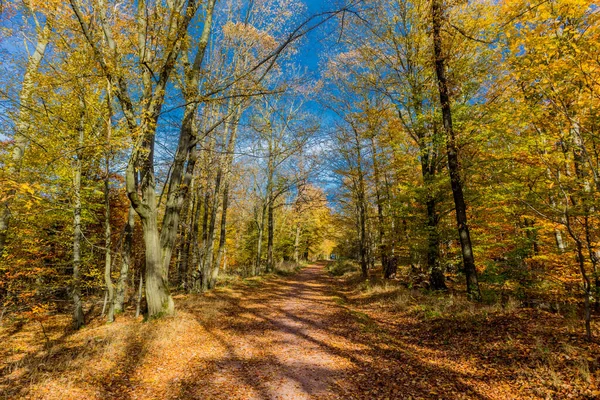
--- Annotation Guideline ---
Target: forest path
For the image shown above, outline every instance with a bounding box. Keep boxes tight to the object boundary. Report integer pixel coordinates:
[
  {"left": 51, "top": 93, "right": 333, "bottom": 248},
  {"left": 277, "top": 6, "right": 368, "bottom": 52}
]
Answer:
[
  {"left": 4, "top": 262, "right": 506, "bottom": 399},
  {"left": 177, "top": 262, "right": 362, "bottom": 399}
]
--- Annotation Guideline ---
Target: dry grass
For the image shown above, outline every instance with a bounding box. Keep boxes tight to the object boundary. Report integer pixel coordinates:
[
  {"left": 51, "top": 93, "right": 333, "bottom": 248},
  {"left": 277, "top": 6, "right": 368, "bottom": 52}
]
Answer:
[{"left": 275, "top": 260, "right": 303, "bottom": 275}]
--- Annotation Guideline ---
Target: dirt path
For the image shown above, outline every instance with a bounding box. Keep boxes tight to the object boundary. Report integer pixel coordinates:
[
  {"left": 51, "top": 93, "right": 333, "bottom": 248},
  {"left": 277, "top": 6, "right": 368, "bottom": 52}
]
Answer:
[
  {"left": 4, "top": 263, "right": 374, "bottom": 400},
  {"left": 9, "top": 262, "right": 595, "bottom": 399},
  {"left": 178, "top": 263, "right": 362, "bottom": 399}
]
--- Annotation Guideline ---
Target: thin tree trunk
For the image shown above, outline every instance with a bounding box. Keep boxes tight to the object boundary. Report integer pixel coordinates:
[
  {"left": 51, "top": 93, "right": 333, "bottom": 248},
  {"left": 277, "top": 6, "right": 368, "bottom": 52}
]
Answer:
[
  {"left": 571, "top": 230, "right": 592, "bottom": 341},
  {"left": 198, "top": 184, "right": 210, "bottom": 289},
  {"left": 432, "top": 0, "right": 480, "bottom": 299},
  {"left": 265, "top": 132, "right": 276, "bottom": 273},
  {"left": 211, "top": 184, "right": 229, "bottom": 287},
  {"left": 190, "top": 185, "right": 203, "bottom": 291},
  {"left": 204, "top": 168, "right": 222, "bottom": 289},
  {"left": 266, "top": 192, "right": 274, "bottom": 273},
  {"left": 293, "top": 222, "right": 301, "bottom": 264},
  {"left": 72, "top": 101, "right": 85, "bottom": 330},
  {"left": 209, "top": 101, "right": 242, "bottom": 287},
  {"left": 115, "top": 206, "right": 135, "bottom": 313},
  {"left": 103, "top": 152, "right": 115, "bottom": 322},
  {"left": 104, "top": 82, "right": 115, "bottom": 322},
  {"left": 178, "top": 179, "right": 195, "bottom": 289},
  {"left": 255, "top": 204, "right": 266, "bottom": 275},
  {"left": 352, "top": 128, "right": 368, "bottom": 278},
  {"left": 369, "top": 137, "right": 390, "bottom": 278},
  {"left": 135, "top": 271, "right": 144, "bottom": 318},
  {"left": 421, "top": 129, "right": 445, "bottom": 289}
]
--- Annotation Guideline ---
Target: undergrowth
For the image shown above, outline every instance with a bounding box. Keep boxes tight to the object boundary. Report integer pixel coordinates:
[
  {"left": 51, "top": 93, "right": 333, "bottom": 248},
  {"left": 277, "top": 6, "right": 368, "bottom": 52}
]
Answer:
[{"left": 331, "top": 265, "right": 600, "bottom": 399}]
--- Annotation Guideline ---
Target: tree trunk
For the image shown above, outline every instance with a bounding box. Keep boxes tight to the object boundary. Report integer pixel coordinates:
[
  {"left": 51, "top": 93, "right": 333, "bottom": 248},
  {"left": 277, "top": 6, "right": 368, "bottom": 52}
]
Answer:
[
  {"left": 369, "top": 137, "right": 391, "bottom": 278},
  {"left": 432, "top": 0, "right": 480, "bottom": 300},
  {"left": 255, "top": 204, "right": 266, "bottom": 275},
  {"left": 71, "top": 101, "right": 85, "bottom": 330},
  {"left": 211, "top": 184, "right": 229, "bottom": 287},
  {"left": 421, "top": 134, "right": 445, "bottom": 289},
  {"left": 352, "top": 128, "right": 368, "bottom": 278},
  {"left": 266, "top": 192, "right": 275, "bottom": 273},
  {"left": 142, "top": 212, "right": 174, "bottom": 317},
  {"left": 204, "top": 168, "right": 222, "bottom": 289},
  {"left": 209, "top": 101, "right": 241, "bottom": 287},
  {"left": 574, "top": 236, "right": 592, "bottom": 340},
  {"left": 103, "top": 152, "right": 115, "bottom": 323},
  {"left": 114, "top": 206, "right": 135, "bottom": 313},
  {"left": 160, "top": 0, "right": 215, "bottom": 289},
  {"left": 135, "top": 271, "right": 144, "bottom": 318},
  {"left": 189, "top": 186, "right": 202, "bottom": 291},
  {"left": 104, "top": 82, "right": 115, "bottom": 322},
  {"left": 178, "top": 181, "right": 194, "bottom": 289},
  {"left": 293, "top": 222, "right": 301, "bottom": 264},
  {"left": 126, "top": 134, "right": 174, "bottom": 318}
]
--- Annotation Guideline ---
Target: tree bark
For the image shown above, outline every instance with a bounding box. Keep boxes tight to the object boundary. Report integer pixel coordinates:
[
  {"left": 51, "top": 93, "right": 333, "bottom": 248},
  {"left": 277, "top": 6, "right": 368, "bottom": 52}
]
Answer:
[
  {"left": 255, "top": 203, "right": 266, "bottom": 275},
  {"left": 211, "top": 106, "right": 242, "bottom": 286},
  {"left": 103, "top": 81, "right": 115, "bottom": 322},
  {"left": 114, "top": 206, "right": 135, "bottom": 313},
  {"left": 72, "top": 100, "right": 85, "bottom": 330},
  {"left": 267, "top": 192, "right": 275, "bottom": 273},
  {"left": 369, "top": 136, "right": 391, "bottom": 278},
  {"left": 293, "top": 222, "right": 301, "bottom": 263},
  {"left": 211, "top": 184, "right": 229, "bottom": 287},
  {"left": 160, "top": 0, "right": 215, "bottom": 291},
  {"left": 203, "top": 167, "right": 222, "bottom": 289},
  {"left": 189, "top": 185, "right": 203, "bottom": 291},
  {"left": 432, "top": 0, "right": 480, "bottom": 299},
  {"left": 421, "top": 127, "right": 445, "bottom": 289},
  {"left": 352, "top": 128, "right": 368, "bottom": 278},
  {"left": 103, "top": 147, "right": 115, "bottom": 323},
  {"left": 135, "top": 270, "right": 144, "bottom": 318}
]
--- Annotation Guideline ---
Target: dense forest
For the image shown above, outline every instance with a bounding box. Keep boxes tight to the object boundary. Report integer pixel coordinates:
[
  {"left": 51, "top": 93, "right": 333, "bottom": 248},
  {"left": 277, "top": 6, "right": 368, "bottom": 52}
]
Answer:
[{"left": 1, "top": 0, "right": 599, "bottom": 398}]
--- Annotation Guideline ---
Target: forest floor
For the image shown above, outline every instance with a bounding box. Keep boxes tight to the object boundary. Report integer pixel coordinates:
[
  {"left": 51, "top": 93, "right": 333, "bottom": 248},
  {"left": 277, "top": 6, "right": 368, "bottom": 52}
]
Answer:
[{"left": 1, "top": 262, "right": 600, "bottom": 399}]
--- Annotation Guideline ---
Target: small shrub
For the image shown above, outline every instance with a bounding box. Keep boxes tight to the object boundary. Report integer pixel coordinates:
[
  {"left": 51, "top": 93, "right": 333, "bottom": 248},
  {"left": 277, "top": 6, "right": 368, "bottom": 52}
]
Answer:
[
  {"left": 275, "top": 260, "right": 302, "bottom": 276},
  {"left": 327, "top": 259, "right": 359, "bottom": 276}
]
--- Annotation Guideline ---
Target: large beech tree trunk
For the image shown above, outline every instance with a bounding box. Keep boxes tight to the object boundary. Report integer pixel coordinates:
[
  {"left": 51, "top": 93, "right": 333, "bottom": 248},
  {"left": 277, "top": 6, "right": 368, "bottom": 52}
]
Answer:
[{"left": 432, "top": 0, "right": 480, "bottom": 299}]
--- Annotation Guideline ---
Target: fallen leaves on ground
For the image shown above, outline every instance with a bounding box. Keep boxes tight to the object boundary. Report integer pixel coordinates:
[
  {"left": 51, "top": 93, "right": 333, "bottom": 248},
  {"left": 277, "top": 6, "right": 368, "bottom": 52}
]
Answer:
[{"left": 1, "top": 263, "right": 598, "bottom": 399}]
